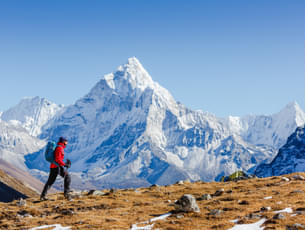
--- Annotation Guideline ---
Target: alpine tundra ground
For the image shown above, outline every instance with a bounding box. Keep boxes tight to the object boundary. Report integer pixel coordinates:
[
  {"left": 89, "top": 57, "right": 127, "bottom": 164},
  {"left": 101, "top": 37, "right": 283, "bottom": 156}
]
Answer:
[{"left": 1, "top": 173, "right": 305, "bottom": 230}]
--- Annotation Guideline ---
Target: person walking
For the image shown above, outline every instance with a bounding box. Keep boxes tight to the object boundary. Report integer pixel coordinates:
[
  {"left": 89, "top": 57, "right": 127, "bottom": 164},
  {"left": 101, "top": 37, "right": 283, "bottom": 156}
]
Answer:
[{"left": 40, "top": 137, "right": 72, "bottom": 201}]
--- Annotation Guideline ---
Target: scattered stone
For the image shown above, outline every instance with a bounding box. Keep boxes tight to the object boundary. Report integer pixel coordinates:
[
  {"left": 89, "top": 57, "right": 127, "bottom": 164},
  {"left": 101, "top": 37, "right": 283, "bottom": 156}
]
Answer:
[
  {"left": 261, "top": 206, "right": 272, "bottom": 212},
  {"left": 176, "top": 214, "right": 184, "bottom": 219},
  {"left": 291, "top": 190, "right": 305, "bottom": 194},
  {"left": 273, "top": 213, "right": 285, "bottom": 220},
  {"left": 292, "top": 175, "right": 305, "bottom": 180},
  {"left": 177, "top": 180, "right": 184, "bottom": 185},
  {"left": 226, "top": 189, "right": 233, "bottom": 194},
  {"left": 281, "top": 177, "right": 290, "bottom": 182},
  {"left": 238, "top": 200, "right": 249, "bottom": 205},
  {"left": 106, "top": 218, "right": 117, "bottom": 222},
  {"left": 87, "top": 190, "right": 106, "bottom": 196},
  {"left": 198, "top": 194, "right": 212, "bottom": 201},
  {"left": 286, "top": 223, "right": 305, "bottom": 230},
  {"left": 213, "top": 188, "right": 224, "bottom": 197},
  {"left": 246, "top": 213, "right": 262, "bottom": 220},
  {"left": 174, "top": 194, "right": 200, "bottom": 213},
  {"left": 17, "top": 210, "right": 32, "bottom": 218},
  {"left": 60, "top": 209, "right": 75, "bottom": 215},
  {"left": 209, "top": 209, "right": 223, "bottom": 216},
  {"left": 264, "top": 219, "right": 277, "bottom": 225},
  {"left": 295, "top": 207, "right": 305, "bottom": 214},
  {"left": 16, "top": 198, "right": 26, "bottom": 207}
]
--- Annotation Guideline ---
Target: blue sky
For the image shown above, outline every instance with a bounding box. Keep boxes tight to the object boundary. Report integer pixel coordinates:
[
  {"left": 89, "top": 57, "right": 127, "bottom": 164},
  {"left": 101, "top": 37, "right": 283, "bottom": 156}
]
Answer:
[{"left": 0, "top": 0, "right": 305, "bottom": 117}]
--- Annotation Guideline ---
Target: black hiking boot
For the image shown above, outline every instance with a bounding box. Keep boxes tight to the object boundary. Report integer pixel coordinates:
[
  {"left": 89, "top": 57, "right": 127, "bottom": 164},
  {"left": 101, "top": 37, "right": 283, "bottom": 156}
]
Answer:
[
  {"left": 40, "top": 196, "right": 49, "bottom": 201},
  {"left": 64, "top": 192, "right": 72, "bottom": 201}
]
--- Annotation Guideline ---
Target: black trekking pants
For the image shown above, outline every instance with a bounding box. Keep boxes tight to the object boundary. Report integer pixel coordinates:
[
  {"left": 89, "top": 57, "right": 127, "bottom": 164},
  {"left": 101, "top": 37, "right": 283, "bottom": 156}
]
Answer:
[{"left": 41, "top": 167, "right": 71, "bottom": 197}]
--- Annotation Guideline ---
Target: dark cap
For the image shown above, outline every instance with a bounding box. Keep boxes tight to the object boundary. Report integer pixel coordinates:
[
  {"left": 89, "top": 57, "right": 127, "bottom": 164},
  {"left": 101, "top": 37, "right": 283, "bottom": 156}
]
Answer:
[{"left": 59, "top": 137, "right": 68, "bottom": 143}]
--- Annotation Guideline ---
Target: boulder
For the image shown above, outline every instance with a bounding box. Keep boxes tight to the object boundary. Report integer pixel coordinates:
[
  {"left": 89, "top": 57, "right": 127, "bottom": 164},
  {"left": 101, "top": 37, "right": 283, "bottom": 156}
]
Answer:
[{"left": 174, "top": 194, "right": 200, "bottom": 213}]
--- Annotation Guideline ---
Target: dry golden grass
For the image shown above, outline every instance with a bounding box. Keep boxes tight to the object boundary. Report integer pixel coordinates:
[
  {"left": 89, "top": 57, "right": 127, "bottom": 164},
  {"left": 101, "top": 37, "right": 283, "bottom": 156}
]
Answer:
[{"left": 1, "top": 173, "right": 305, "bottom": 229}]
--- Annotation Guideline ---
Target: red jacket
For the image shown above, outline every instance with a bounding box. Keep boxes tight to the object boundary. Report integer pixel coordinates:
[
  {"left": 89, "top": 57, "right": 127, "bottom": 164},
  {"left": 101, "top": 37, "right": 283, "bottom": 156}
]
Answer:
[{"left": 50, "top": 142, "right": 66, "bottom": 168}]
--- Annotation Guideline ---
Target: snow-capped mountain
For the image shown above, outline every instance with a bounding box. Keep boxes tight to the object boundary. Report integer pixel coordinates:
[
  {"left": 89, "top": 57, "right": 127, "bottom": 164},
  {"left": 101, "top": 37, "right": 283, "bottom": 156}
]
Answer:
[
  {"left": 24, "top": 57, "right": 293, "bottom": 189},
  {"left": 2, "top": 57, "right": 304, "bottom": 189},
  {"left": 1, "top": 96, "right": 63, "bottom": 137},
  {"left": 0, "top": 120, "right": 45, "bottom": 171},
  {"left": 225, "top": 102, "right": 305, "bottom": 149},
  {"left": 255, "top": 125, "right": 305, "bottom": 177}
]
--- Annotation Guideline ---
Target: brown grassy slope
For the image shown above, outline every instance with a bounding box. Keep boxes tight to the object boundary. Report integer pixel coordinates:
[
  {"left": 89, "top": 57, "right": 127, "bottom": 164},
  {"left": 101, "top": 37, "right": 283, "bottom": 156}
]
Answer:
[
  {"left": 0, "top": 169, "right": 38, "bottom": 198},
  {"left": 1, "top": 173, "right": 305, "bottom": 230}
]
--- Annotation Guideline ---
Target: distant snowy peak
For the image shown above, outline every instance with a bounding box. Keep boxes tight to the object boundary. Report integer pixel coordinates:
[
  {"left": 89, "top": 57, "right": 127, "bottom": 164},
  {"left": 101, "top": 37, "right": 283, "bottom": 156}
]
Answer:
[
  {"left": 225, "top": 101, "right": 305, "bottom": 149},
  {"left": 0, "top": 120, "right": 45, "bottom": 170},
  {"left": 275, "top": 101, "right": 305, "bottom": 125},
  {"left": 1, "top": 96, "right": 63, "bottom": 136}
]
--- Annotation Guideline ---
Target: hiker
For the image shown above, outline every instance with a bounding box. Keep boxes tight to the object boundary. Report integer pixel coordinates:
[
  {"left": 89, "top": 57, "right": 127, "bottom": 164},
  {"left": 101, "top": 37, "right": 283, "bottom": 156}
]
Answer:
[{"left": 40, "top": 137, "right": 72, "bottom": 201}]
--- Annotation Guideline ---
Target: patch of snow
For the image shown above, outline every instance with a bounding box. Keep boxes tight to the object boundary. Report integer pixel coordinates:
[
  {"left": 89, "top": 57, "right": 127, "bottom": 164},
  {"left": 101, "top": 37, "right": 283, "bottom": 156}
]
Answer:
[
  {"left": 149, "top": 213, "right": 172, "bottom": 222},
  {"left": 228, "top": 218, "right": 266, "bottom": 230},
  {"left": 130, "top": 213, "right": 172, "bottom": 230},
  {"left": 274, "top": 207, "right": 293, "bottom": 214},
  {"left": 30, "top": 224, "right": 71, "bottom": 230},
  {"left": 230, "top": 219, "right": 240, "bottom": 223}
]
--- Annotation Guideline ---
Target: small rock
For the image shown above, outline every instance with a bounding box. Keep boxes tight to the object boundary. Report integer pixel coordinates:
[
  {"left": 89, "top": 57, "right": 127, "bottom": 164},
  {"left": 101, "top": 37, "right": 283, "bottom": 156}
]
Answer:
[
  {"left": 174, "top": 194, "right": 200, "bottom": 213},
  {"left": 295, "top": 207, "right": 305, "bottom": 214},
  {"left": 260, "top": 206, "right": 272, "bottom": 212},
  {"left": 17, "top": 210, "right": 32, "bottom": 218},
  {"left": 293, "top": 224, "right": 305, "bottom": 229},
  {"left": 286, "top": 224, "right": 305, "bottom": 230},
  {"left": 209, "top": 209, "right": 223, "bottom": 216},
  {"left": 198, "top": 194, "right": 212, "bottom": 201},
  {"left": 238, "top": 200, "right": 249, "bottom": 205},
  {"left": 273, "top": 213, "right": 285, "bottom": 220},
  {"left": 87, "top": 190, "right": 106, "bottom": 196},
  {"left": 176, "top": 214, "right": 184, "bottom": 219},
  {"left": 281, "top": 177, "right": 290, "bottom": 182},
  {"left": 246, "top": 213, "right": 262, "bottom": 219},
  {"left": 292, "top": 175, "right": 305, "bottom": 180},
  {"left": 177, "top": 180, "right": 184, "bottom": 185},
  {"left": 226, "top": 189, "right": 233, "bottom": 194},
  {"left": 213, "top": 188, "right": 225, "bottom": 197},
  {"left": 16, "top": 198, "right": 26, "bottom": 207},
  {"left": 61, "top": 209, "right": 75, "bottom": 215},
  {"left": 291, "top": 190, "right": 305, "bottom": 194}
]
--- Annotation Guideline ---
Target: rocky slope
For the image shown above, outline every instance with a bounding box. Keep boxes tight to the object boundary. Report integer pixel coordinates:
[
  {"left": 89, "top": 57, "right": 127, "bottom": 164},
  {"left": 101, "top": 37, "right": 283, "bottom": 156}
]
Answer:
[
  {"left": 1, "top": 173, "right": 305, "bottom": 229},
  {"left": 255, "top": 125, "right": 305, "bottom": 177}
]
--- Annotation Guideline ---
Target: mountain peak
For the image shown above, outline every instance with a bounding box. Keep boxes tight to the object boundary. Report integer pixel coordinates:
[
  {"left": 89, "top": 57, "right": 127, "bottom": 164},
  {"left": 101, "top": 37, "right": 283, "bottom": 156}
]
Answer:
[
  {"left": 282, "top": 101, "right": 301, "bottom": 112},
  {"left": 1, "top": 96, "right": 63, "bottom": 136},
  {"left": 100, "top": 57, "right": 155, "bottom": 93},
  {"left": 277, "top": 101, "right": 305, "bottom": 125}
]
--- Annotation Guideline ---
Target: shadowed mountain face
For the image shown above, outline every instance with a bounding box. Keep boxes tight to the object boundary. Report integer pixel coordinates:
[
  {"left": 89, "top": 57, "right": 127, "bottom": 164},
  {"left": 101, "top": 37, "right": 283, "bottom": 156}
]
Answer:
[
  {"left": 255, "top": 125, "right": 305, "bottom": 177},
  {"left": 0, "top": 181, "right": 27, "bottom": 202}
]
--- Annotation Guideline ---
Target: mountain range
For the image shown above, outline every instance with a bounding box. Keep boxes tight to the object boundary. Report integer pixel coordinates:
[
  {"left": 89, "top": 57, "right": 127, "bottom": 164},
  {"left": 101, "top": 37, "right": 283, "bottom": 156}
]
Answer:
[{"left": 1, "top": 57, "right": 305, "bottom": 189}]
